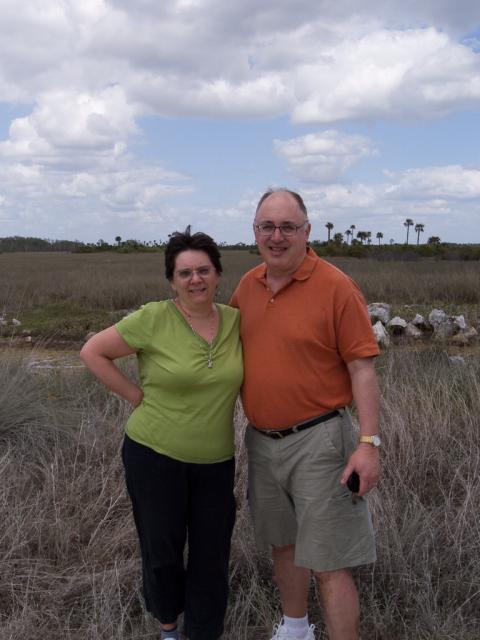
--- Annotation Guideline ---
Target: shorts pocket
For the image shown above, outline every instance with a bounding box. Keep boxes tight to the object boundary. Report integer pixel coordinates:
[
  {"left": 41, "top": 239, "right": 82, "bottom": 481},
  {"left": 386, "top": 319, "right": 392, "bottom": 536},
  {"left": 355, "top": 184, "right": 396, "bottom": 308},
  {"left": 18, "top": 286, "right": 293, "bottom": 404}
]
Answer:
[{"left": 320, "top": 415, "right": 346, "bottom": 460}]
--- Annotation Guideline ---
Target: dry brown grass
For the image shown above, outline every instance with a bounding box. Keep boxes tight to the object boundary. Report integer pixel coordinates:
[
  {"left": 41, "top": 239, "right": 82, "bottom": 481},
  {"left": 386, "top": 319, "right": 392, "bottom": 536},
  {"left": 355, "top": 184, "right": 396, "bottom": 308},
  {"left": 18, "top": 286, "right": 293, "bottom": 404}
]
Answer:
[
  {"left": 331, "top": 257, "right": 480, "bottom": 308},
  {"left": 1, "top": 251, "right": 479, "bottom": 315},
  {"left": 1, "top": 251, "right": 479, "bottom": 343},
  {"left": 0, "top": 251, "right": 262, "bottom": 315},
  {"left": 1, "top": 347, "right": 479, "bottom": 639},
  {"left": 1, "top": 251, "right": 479, "bottom": 638}
]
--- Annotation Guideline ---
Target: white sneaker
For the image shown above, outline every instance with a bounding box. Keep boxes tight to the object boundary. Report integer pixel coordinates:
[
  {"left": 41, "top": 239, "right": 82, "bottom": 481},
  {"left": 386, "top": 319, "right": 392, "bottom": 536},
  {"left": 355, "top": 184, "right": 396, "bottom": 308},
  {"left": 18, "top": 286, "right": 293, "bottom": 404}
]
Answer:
[{"left": 270, "top": 621, "right": 316, "bottom": 640}]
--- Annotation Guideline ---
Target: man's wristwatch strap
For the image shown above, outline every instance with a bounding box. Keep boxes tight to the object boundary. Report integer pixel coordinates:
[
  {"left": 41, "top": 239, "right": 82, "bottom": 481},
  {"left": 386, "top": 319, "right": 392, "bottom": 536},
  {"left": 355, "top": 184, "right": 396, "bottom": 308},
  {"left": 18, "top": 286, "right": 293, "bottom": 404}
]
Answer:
[{"left": 359, "top": 435, "right": 381, "bottom": 447}]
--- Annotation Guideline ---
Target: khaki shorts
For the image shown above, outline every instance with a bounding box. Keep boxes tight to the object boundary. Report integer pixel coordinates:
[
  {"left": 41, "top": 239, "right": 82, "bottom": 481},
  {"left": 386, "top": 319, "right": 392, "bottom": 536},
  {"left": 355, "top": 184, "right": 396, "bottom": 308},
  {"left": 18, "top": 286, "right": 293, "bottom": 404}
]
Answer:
[{"left": 245, "top": 409, "right": 376, "bottom": 572}]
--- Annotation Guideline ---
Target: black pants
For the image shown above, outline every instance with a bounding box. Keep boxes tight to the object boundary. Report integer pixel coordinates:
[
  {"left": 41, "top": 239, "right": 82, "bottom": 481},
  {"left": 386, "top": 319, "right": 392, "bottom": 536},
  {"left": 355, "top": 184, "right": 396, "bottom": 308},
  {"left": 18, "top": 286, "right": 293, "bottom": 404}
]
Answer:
[{"left": 122, "top": 435, "right": 236, "bottom": 640}]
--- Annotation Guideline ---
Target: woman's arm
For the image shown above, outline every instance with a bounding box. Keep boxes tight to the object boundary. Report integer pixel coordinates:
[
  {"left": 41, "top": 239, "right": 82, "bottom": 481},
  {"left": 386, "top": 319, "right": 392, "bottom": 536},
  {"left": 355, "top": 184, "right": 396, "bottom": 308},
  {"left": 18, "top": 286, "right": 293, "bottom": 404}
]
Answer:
[{"left": 80, "top": 326, "right": 144, "bottom": 407}]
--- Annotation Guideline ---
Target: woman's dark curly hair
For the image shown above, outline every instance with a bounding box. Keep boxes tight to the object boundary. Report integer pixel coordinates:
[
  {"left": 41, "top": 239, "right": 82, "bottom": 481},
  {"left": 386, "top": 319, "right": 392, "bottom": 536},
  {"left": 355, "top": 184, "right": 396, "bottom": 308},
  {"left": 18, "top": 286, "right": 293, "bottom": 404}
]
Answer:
[{"left": 165, "top": 225, "right": 223, "bottom": 281}]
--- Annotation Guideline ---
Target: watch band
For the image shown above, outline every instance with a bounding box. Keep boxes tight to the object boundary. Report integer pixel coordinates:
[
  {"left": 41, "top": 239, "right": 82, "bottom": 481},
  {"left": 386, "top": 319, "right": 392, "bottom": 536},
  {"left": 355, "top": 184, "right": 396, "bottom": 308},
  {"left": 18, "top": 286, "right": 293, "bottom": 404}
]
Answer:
[{"left": 359, "top": 435, "right": 381, "bottom": 447}]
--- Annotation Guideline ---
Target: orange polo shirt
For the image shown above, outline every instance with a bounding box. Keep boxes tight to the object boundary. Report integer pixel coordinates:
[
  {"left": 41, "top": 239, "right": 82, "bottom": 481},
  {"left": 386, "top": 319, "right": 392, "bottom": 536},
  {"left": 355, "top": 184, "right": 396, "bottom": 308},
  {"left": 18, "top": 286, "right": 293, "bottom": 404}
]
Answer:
[{"left": 230, "top": 248, "right": 379, "bottom": 429}]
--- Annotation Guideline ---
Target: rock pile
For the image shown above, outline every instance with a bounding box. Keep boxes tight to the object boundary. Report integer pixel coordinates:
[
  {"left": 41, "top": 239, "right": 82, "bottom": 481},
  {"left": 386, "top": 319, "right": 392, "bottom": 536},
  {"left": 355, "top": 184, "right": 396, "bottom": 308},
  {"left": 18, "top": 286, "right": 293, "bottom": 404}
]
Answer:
[
  {"left": 367, "top": 303, "right": 478, "bottom": 348},
  {"left": 0, "top": 314, "right": 32, "bottom": 343},
  {"left": 0, "top": 314, "right": 22, "bottom": 328}
]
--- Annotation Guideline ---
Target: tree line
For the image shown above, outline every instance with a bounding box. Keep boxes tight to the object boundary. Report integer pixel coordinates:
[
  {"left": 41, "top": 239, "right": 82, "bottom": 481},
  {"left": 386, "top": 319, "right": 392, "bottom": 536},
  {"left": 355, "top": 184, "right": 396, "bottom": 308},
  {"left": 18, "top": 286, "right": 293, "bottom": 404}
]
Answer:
[
  {"left": 323, "top": 219, "right": 438, "bottom": 246},
  {"left": 0, "top": 235, "right": 252, "bottom": 253},
  {"left": 2, "top": 234, "right": 479, "bottom": 261},
  {"left": 0, "top": 236, "right": 84, "bottom": 253}
]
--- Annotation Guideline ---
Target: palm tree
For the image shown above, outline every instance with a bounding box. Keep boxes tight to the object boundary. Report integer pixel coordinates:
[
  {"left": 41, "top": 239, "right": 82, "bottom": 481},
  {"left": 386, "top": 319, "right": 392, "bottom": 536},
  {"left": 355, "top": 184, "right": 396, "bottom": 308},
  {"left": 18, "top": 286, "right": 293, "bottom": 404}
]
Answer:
[
  {"left": 115, "top": 235, "right": 122, "bottom": 246},
  {"left": 325, "top": 222, "right": 334, "bottom": 242},
  {"left": 404, "top": 218, "right": 414, "bottom": 244},
  {"left": 366, "top": 231, "right": 372, "bottom": 245},
  {"left": 415, "top": 223, "right": 424, "bottom": 245},
  {"left": 428, "top": 236, "right": 441, "bottom": 245},
  {"left": 333, "top": 232, "right": 344, "bottom": 245},
  {"left": 345, "top": 229, "right": 352, "bottom": 244},
  {"left": 376, "top": 232, "right": 383, "bottom": 245},
  {"left": 356, "top": 230, "right": 368, "bottom": 244}
]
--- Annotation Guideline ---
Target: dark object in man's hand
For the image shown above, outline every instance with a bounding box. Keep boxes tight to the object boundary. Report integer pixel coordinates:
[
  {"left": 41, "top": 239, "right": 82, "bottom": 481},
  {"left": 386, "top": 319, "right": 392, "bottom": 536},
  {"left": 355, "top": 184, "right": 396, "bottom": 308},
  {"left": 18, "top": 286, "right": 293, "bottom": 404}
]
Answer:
[{"left": 347, "top": 471, "right": 360, "bottom": 494}]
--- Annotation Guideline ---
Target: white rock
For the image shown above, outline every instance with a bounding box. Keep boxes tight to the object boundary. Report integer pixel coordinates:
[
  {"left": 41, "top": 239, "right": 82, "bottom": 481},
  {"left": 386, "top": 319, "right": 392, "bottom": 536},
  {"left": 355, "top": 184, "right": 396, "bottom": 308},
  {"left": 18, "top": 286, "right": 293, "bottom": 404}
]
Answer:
[
  {"left": 448, "top": 355, "right": 466, "bottom": 365},
  {"left": 453, "top": 315, "right": 467, "bottom": 330},
  {"left": 388, "top": 316, "right": 407, "bottom": 328},
  {"left": 372, "top": 320, "right": 390, "bottom": 347},
  {"left": 387, "top": 316, "right": 407, "bottom": 335},
  {"left": 368, "top": 303, "right": 391, "bottom": 325},
  {"left": 429, "top": 309, "right": 447, "bottom": 327},
  {"left": 405, "top": 323, "right": 423, "bottom": 339},
  {"left": 411, "top": 313, "right": 426, "bottom": 328},
  {"left": 11, "top": 318, "right": 21, "bottom": 326}
]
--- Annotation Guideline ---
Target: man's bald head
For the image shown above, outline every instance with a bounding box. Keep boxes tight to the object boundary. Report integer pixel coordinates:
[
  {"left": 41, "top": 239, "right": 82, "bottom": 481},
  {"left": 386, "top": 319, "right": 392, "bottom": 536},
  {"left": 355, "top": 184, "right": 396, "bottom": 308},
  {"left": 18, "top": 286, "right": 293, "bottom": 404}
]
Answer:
[{"left": 255, "top": 189, "right": 308, "bottom": 220}]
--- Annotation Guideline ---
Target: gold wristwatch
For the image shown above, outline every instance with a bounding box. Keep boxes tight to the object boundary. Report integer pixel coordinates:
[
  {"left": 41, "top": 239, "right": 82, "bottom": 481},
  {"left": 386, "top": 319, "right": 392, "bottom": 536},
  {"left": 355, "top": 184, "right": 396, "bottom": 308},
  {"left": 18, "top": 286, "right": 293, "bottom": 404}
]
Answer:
[{"left": 359, "top": 435, "right": 381, "bottom": 448}]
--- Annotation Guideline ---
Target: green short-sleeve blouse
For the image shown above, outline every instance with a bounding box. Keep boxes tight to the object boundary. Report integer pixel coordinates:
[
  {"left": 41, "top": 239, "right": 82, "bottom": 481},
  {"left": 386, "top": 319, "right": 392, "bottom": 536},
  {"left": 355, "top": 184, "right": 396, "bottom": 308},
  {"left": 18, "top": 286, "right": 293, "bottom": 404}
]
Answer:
[{"left": 116, "top": 301, "right": 243, "bottom": 464}]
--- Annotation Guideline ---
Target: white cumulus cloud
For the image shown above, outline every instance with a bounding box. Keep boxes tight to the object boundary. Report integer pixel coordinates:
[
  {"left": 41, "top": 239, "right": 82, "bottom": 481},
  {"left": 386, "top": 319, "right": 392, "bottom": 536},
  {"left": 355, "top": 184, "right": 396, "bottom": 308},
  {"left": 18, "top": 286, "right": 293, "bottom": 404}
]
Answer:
[
  {"left": 384, "top": 165, "right": 480, "bottom": 199},
  {"left": 291, "top": 29, "right": 480, "bottom": 124},
  {"left": 274, "top": 131, "right": 377, "bottom": 182},
  {"left": 0, "top": 87, "right": 137, "bottom": 165}
]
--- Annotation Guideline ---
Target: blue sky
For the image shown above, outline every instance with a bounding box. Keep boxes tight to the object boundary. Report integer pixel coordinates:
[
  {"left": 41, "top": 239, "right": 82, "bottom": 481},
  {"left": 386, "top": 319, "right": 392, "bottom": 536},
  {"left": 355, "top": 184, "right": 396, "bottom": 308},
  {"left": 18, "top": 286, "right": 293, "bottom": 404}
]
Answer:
[{"left": 1, "top": 1, "right": 480, "bottom": 245}]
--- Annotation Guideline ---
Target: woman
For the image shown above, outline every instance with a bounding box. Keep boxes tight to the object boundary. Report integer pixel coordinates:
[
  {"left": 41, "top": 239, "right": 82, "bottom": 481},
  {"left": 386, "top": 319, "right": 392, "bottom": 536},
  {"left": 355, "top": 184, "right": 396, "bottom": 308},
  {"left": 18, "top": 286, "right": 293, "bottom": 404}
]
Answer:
[{"left": 80, "top": 227, "right": 243, "bottom": 640}]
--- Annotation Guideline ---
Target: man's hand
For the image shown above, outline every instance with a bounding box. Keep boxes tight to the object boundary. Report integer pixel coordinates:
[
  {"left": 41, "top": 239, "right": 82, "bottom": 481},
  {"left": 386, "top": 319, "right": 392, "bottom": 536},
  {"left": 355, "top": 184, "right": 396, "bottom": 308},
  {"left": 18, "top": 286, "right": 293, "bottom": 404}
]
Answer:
[{"left": 341, "top": 444, "right": 380, "bottom": 496}]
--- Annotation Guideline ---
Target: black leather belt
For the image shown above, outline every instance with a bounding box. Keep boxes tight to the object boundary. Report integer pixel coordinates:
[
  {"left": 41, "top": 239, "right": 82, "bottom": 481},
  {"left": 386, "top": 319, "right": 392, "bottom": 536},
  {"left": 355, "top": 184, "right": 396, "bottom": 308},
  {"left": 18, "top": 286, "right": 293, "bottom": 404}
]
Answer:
[{"left": 250, "top": 409, "right": 340, "bottom": 439}]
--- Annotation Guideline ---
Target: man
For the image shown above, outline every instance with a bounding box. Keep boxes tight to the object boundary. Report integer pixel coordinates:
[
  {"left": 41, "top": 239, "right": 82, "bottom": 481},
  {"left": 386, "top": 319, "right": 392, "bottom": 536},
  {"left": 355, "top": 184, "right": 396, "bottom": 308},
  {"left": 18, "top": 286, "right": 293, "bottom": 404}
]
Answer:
[{"left": 230, "top": 189, "right": 380, "bottom": 640}]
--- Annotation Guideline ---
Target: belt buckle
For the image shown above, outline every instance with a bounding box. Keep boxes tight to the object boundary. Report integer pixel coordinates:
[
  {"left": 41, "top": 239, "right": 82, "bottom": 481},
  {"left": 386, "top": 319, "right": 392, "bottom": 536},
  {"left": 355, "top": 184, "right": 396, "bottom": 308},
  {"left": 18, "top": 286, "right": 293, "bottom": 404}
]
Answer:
[{"left": 270, "top": 430, "right": 284, "bottom": 439}]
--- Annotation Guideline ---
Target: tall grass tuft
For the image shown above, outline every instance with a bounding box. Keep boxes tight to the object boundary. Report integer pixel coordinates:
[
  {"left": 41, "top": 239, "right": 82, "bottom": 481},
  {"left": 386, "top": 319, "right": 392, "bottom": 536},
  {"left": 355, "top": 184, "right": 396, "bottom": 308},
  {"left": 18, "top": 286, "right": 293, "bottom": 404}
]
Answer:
[
  {"left": 1, "top": 347, "right": 479, "bottom": 638},
  {"left": 363, "top": 348, "right": 480, "bottom": 639}
]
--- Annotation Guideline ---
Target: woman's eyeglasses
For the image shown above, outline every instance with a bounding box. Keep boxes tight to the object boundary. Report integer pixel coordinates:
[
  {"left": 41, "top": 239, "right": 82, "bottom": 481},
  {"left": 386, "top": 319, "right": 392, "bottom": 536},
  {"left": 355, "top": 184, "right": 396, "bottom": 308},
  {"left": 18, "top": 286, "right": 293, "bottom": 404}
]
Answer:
[{"left": 175, "top": 266, "right": 213, "bottom": 280}]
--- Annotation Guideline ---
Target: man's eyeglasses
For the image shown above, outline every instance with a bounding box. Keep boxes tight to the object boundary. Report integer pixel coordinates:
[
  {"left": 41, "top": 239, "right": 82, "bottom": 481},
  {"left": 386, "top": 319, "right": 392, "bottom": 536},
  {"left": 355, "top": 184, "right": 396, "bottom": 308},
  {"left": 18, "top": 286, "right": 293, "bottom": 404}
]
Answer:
[
  {"left": 175, "top": 266, "right": 213, "bottom": 280},
  {"left": 254, "top": 222, "right": 308, "bottom": 237}
]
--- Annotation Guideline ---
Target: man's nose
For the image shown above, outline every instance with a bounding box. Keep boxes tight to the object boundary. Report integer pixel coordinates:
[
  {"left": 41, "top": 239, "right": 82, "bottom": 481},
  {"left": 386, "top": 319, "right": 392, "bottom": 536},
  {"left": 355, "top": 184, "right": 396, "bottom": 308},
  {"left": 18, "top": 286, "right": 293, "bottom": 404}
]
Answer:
[{"left": 271, "top": 226, "right": 283, "bottom": 240}]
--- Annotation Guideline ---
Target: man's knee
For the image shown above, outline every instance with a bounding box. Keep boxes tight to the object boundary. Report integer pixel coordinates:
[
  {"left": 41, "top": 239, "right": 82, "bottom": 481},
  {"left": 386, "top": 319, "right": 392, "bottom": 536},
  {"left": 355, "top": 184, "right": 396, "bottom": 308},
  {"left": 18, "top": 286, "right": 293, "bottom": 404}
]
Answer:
[{"left": 314, "top": 567, "right": 353, "bottom": 588}]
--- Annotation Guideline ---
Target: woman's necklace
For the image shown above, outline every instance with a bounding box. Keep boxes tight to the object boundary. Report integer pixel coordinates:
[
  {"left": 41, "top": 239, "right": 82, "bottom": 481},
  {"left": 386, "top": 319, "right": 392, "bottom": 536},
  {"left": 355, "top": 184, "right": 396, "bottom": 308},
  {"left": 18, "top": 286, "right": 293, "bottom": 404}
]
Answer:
[{"left": 174, "top": 298, "right": 217, "bottom": 369}]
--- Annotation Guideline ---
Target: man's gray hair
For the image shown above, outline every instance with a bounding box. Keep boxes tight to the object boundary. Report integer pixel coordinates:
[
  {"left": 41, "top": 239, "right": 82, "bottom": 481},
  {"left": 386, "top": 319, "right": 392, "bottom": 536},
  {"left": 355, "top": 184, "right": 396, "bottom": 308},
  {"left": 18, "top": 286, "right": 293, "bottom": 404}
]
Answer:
[{"left": 255, "top": 188, "right": 308, "bottom": 219}]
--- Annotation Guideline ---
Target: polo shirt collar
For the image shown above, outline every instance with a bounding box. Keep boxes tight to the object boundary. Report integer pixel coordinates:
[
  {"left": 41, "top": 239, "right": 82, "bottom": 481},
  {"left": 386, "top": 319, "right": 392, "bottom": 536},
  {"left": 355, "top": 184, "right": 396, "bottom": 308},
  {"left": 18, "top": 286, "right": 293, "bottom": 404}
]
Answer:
[
  {"left": 292, "top": 247, "right": 318, "bottom": 281},
  {"left": 254, "top": 246, "right": 318, "bottom": 283}
]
